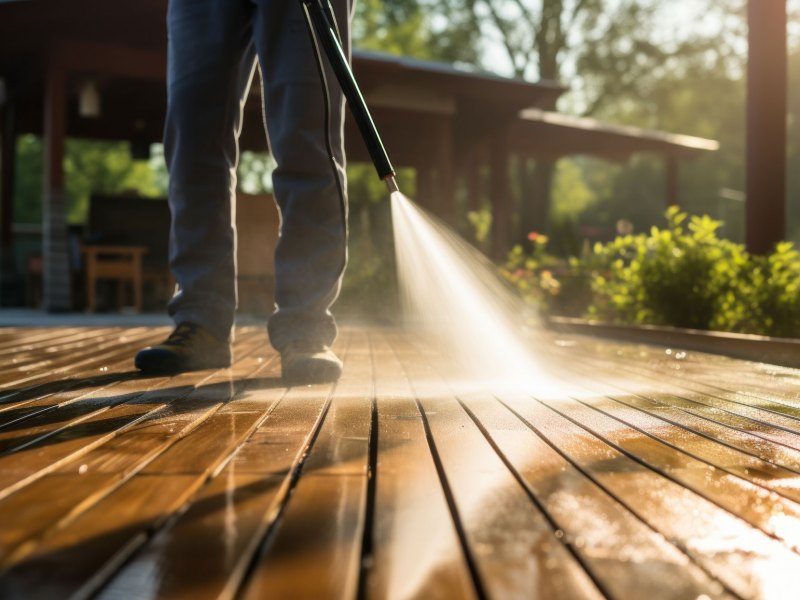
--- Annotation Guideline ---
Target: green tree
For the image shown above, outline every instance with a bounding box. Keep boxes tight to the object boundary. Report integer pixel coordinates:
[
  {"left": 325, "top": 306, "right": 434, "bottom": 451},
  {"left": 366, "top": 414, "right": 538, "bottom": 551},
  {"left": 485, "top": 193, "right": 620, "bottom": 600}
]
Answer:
[
  {"left": 14, "top": 136, "right": 166, "bottom": 225},
  {"left": 427, "top": 1, "right": 682, "bottom": 240},
  {"left": 64, "top": 139, "right": 165, "bottom": 223},
  {"left": 408, "top": 1, "right": 753, "bottom": 248},
  {"left": 353, "top": 0, "right": 481, "bottom": 64},
  {"left": 354, "top": 0, "right": 435, "bottom": 58}
]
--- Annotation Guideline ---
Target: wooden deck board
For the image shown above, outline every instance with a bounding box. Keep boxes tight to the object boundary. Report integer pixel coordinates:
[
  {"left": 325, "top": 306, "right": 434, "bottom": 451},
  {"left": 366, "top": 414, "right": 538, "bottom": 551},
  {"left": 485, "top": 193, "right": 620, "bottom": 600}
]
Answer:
[
  {"left": 239, "top": 330, "right": 370, "bottom": 599},
  {"left": 0, "top": 328, "right": 163, "bottom": 410},
  {"left": 457, "top": 392, "right": 734, "bottom": 600},
  {"left": 1, "top": 325, "right": 800, "bottom": 598},
  {"left": 0, "top": 332, "right": 265, "bottom": 498},
  {"left": 566, "top": 354, "right": 800, "bottom": 459},
  {"left": 363, "top": 331, "right": 478, "bottom": 600},
  {"left": 394, "top": 334, "right": 605, "bottom": 600},
  {"left": 94, "top": 332, "right": 350, "bottom": 600}
]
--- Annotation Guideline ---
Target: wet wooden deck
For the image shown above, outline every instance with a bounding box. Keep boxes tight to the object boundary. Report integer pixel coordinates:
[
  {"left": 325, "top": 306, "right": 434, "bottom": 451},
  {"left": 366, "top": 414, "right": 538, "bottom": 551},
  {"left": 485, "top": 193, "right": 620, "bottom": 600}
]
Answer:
[{"left": 1, "top": 325, "right": 800, "bottom": 599}]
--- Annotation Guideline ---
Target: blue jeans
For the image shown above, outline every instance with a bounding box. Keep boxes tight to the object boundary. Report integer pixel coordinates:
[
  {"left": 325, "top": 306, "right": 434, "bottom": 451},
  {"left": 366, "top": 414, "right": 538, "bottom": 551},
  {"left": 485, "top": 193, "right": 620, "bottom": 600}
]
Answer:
[{"left": 164, "top": 0, "right": 350, "bottom": 351}]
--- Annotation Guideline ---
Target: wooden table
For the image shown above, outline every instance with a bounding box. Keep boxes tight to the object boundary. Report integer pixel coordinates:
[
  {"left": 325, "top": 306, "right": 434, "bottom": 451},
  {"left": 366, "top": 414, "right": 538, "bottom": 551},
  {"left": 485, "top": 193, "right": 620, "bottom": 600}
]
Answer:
[{"left": 0, "top": 324, "right": 799, "bottom": 599}]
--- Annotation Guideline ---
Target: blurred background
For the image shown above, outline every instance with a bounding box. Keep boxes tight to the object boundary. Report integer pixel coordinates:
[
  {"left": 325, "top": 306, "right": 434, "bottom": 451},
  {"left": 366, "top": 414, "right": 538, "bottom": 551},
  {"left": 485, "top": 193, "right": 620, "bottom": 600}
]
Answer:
[{"left": 1, "top": 0, "right": 798, "bottom": 334}]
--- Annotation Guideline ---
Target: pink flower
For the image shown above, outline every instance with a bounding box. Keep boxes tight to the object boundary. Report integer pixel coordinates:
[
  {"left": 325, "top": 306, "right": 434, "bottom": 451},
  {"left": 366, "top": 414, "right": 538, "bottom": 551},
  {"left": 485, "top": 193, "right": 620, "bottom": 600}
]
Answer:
[{"left": 528, "top": 231, "right": 549, "bottom": 245}]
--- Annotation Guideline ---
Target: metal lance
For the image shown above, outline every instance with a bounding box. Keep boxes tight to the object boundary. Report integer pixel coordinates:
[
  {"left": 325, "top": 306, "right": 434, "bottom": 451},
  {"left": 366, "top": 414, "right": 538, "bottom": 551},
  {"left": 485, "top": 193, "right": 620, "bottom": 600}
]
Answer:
[{"left": 300, "top": 0, "right": 399, "bottom": 194}]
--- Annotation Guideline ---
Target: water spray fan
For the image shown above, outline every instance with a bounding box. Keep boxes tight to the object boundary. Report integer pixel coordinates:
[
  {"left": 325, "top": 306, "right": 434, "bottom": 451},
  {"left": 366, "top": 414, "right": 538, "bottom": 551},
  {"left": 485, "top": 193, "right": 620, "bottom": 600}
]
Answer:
[{"left": 300, "top": 0, "right": 399, "bottom": 194}]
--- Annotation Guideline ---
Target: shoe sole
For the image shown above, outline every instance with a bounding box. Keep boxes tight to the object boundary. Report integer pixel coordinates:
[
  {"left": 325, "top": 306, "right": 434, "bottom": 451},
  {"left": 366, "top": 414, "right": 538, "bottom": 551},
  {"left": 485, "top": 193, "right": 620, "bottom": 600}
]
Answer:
[{"left": 282, "top": 357, "right": 342, "bottom": 385}]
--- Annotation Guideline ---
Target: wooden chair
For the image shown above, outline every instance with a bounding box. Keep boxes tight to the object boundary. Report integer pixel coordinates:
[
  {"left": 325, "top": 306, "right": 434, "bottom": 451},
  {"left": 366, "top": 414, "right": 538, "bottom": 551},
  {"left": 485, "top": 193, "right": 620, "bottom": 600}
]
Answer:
[
  {"left": 83, "top": 195, "right": 171, "bottom": 312},
  {"left": 81, "top": 244, "right": 147, "bottom": 312}
]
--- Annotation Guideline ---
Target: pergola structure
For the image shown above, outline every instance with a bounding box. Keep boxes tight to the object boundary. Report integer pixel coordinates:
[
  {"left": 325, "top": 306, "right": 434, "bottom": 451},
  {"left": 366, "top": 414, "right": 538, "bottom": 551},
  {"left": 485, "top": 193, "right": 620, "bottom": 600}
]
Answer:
[
  {"left": 0, "top": 0, "right": 718, "bottom": 310},
  {"left": 746, "top": 2, "right": 787, "bottom": 254}
]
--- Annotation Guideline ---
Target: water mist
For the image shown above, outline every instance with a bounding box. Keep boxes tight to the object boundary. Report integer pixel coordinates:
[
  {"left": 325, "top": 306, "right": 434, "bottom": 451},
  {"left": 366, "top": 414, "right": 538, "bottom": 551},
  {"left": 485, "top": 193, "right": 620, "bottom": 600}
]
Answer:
[{"left": 390, "top": 192, "right": 553, "bottom": 392}]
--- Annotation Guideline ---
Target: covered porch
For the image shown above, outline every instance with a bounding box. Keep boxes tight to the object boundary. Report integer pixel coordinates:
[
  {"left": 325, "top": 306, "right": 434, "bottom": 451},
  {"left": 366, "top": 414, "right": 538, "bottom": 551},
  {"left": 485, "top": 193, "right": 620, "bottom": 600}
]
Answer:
[{"left": 0, "top": 0, "right": 718, "bottom": 311}]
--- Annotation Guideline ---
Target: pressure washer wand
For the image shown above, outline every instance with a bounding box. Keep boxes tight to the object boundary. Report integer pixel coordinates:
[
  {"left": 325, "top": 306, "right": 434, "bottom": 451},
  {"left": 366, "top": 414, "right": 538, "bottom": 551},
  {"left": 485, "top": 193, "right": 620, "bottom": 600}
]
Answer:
[{"left": 300, "top": 0, "right": 399, "bottom": 194}]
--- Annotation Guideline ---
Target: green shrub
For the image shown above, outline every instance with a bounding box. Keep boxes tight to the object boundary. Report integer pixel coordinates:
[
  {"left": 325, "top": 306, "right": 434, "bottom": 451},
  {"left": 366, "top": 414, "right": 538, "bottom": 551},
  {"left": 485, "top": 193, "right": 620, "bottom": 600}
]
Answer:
[
  {"left": 587, "top": 207, "right": 752, "bottom": 330},
  {"left": 501, "top": 232, "right": 592, "bottom": 317},
  {"left": 747, "top": 242, "right": 800, "bottom": 337},
  {"left": 503, "top": 207, "right": 800, "bottom": 338}
]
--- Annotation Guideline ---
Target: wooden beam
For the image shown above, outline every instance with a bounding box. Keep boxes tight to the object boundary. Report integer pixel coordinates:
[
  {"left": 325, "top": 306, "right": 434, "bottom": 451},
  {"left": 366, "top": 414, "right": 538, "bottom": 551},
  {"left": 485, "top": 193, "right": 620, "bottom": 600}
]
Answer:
[
  {"left": 1, "top": 97, "right": 16, "bottom": 277},
  {"left": 746, "top": 0, "right": 787, "bottom": 254},
  {"left": 42, "top": 48, "right": 71, "bottom": 311}
]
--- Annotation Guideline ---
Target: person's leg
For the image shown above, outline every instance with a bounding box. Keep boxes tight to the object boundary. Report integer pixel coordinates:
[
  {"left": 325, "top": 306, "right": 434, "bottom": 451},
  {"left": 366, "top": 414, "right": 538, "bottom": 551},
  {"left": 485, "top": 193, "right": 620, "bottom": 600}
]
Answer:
[
  {"left": 252, "top": 0, "right": 352, "bottom": 353},
  {"left": 136, "top": 0, "right": 257, "bottom": 373},
  {"left": 164, "top": 0, "right": 257, "bottom": 341}
]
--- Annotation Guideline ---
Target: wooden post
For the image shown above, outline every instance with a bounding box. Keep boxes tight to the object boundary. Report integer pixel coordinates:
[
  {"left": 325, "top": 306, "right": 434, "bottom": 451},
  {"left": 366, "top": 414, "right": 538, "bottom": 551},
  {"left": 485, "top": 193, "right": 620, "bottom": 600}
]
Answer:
[
  {"left": 466, "top": 151, "right": 482, "bottom": 213},
  {"left": 1, "top": 93, "right": 18, "bottom": 304},
  {"left": 435, "top": 120, "right": 456, "bottom": 225},
  {"left": 516, "top": 157, "right": 532, "bottom": 241},
  {"left": 416, "top": 165, "right": 435, "bottom": 213},
  {"left": 43, "top": 50, "right": 71, "bottom": 311},
  {"left": 531, "top": 159, "right": 555, "bottom": 236},
  {"left": 665, "top": 155, "right": 679, "bottom": 207},
  {"left": 490, "top": 129, "right": 511, "bottom": 260},
  {"left": 458, "top": 149, "right": 484, "bottom": 239},
  {"left": 746, "top": 0, "right": 787, "bottom": 254}
]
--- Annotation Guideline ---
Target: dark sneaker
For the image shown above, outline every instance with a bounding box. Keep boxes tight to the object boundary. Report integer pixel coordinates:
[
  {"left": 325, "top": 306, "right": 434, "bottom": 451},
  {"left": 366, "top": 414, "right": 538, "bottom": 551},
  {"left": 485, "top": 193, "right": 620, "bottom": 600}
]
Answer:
[
  {"left": 135, "top": 322, "right": 232, "bottom": 373},
  {"left": 281, "top": 341, "right": 342, "bottom": 384}
]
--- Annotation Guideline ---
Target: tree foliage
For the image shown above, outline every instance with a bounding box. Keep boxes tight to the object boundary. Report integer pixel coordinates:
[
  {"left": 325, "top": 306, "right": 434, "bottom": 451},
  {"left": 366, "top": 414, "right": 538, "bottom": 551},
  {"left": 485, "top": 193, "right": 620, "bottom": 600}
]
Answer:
[
  {"left": 356, "top": 1, "right": 767, "bottom": 248},
  {"left": 353, "top": 0, "right": 481, "bottom": 64},
  {"left": 14, "top": 136, "right": 166, "bottom": 225},
  {"left": 409, "top": 0, "right": 743, "bottom": 116},
  {"left": 504, "top": 207, "right": 800, "bottom": 337}
]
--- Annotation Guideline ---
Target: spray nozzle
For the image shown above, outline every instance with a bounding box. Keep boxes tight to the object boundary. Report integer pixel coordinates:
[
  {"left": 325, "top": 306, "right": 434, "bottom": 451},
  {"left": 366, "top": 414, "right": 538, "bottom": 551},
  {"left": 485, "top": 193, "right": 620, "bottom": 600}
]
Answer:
[{"left": 384, "top": 175, "right": 399, "bottom": 195}]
